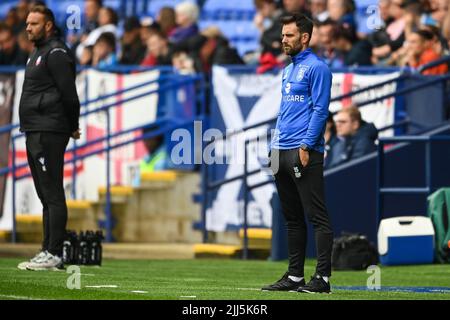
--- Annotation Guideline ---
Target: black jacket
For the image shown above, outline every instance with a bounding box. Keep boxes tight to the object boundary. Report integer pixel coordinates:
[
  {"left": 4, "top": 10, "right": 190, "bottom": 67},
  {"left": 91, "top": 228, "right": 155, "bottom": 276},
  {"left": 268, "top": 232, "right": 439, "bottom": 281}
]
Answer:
[{"left": 19, "top": 36, "right": 80, "bottom": 133}]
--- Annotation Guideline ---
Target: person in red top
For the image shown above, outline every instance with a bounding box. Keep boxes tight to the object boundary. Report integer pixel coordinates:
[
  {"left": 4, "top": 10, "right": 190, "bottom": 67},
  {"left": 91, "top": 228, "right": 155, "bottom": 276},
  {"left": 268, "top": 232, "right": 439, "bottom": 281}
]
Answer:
[{"left": 407, "top": 29, "right": 448, "bottom": 75}]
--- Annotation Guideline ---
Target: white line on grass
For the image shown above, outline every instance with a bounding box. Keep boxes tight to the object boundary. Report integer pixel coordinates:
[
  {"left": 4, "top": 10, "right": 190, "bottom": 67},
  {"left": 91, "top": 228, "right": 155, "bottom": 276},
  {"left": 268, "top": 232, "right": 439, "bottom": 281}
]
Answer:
[
  {"left": 131, "top": 291, "right": 148, "bottom": 294},
  {"left": 179, "top": 296, "right": 197, "bottom": 299},
  {"left": 85, "top": 285, "right": 118, "bottom": 288},
  {"left": 0, "top": 294, "right": 42, "bottom": 300}
]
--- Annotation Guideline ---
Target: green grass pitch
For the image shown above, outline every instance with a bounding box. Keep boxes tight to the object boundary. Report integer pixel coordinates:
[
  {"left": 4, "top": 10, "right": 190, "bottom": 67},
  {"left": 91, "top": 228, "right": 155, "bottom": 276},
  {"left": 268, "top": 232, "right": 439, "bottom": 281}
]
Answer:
[{"left": 0, "top": 258, "right": 449, "bottom": 300}]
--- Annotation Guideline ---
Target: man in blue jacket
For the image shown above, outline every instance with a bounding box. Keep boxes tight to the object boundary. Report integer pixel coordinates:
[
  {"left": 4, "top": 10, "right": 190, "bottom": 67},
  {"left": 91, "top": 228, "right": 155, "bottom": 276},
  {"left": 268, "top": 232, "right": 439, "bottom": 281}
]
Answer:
[{"left": 262, "top": 13, "right": 333, "bottom": 294}]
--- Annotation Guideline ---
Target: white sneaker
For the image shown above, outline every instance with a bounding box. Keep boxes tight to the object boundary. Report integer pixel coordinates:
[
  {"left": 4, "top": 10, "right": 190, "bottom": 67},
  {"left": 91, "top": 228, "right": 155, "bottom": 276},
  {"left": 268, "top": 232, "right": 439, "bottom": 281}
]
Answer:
[
  {"left": 26, "top": 252, "right": 64, "bottom": 271},
  {"left": 17, "top": 251, "right": 48, "bottom": 270}
]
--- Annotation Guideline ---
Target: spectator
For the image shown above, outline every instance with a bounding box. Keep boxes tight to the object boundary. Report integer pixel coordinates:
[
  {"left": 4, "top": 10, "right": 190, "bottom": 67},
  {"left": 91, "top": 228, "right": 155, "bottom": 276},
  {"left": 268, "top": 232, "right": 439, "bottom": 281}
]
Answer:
[
  {"left": 120, "top": 16, "right": 146, "bottom": 65},
  {"left": 79, "top": 45, "right": 94, "bottom": 66},
  {"left": 169, "top": 1, "right": 199, "bottom": 44},
  {"left": 310, "top": 0, "right": 329, "bottom": 22},
  {"left": 254, "top": 0, "right": 285, "bottom": 56},
  {"left": 84, "top": 0, "right": 102, "bottom": 35},
  {"left": 67, "top": 0, "right": 102, "bottom": 49},
  {"left": 133, "top": 130, "right": 167, "bottom": 186},
  {"left": 316, "top": 19, "right": 345, "bottom": 67},
  {"left": 140, "top": 21, "right": 161, "bottom": 44},
  {"left": 406, "top": 29, "right": 448, "bottom": 74},
  {"left": 326, "top": 107, "right": 377, "bottom": 168},
  {"left": 157, "top": 7, "right": 177, "bottom": 38},
  {"left": 173, "top": 26, "right": 244, "bottom": 73},
  {"left": 141, "top": 31, "right": 172, "bottom": 67},
  {"left": 76, "top": 6, "right": 118, "bottom": 61},
  {"left": 443, "top": 2, "right": 450, "bottom": 40},
  {"left": 172, "top": 49, "right": 196, "bottom": 74},
  {"left": 371, "top": 0, "right": 407, "bottom": 65},
  {"left": 92, "top": 32, "right": 117, "bottom": 68},
  {"left": 283, "top": 0, "right": 310, "bottom": 14},
  {"left": 0, "top": 23, "right": 28, "bottom": 65},
  {"left": 17, "top": 29, "right": 33, "bottom": 55},
  {"left": 332, "top": 23, "right": 372, "bottom": 66},
  {"left": 327, "top": 0, "right": 356, "bottom": 30}
]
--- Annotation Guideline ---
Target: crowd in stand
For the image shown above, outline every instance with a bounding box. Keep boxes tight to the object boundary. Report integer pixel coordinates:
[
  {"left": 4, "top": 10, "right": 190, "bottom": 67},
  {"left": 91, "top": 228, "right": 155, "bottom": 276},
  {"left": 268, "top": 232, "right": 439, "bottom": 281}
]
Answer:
[
  {"left": 0, "top": 0, "right": 450, "bottom": 169},
  {"left": 2, "top": 0, "right": 450, "bottom": 72}
]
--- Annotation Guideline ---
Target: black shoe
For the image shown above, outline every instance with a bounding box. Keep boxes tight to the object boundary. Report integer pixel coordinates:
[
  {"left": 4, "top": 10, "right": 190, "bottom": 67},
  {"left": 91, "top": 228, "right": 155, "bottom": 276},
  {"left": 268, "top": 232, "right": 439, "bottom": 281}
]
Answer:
[
  {"left": 261, "top": 272, "right": 306, "bottom": 291},
  {"left": 297, "top": 274, "right": 331, "bottom": 294}
]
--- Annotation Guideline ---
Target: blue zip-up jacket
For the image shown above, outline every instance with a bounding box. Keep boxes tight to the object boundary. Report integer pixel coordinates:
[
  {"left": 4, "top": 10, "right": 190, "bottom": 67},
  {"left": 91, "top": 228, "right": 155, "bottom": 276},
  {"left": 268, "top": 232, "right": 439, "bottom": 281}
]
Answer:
[{"left": 271, "top": 48, "right": 332, "bottom": 152}]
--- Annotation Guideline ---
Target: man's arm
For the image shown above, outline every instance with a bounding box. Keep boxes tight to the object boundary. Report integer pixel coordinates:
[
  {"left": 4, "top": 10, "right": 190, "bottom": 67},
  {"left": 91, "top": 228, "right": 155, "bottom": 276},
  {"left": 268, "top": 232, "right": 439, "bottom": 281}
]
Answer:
[
  {"left": 47, "top": 48, "right": 80, "bottom": 134},
  {"left": 300, "top": 62, "right": 332, "bottom": 149}
]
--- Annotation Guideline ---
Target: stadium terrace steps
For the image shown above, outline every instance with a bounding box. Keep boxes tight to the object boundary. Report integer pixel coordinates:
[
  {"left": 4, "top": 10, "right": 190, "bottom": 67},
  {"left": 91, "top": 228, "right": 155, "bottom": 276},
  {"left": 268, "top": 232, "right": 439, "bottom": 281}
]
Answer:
[
  {"left": 14, "top": 200, "right": 98, "bottom": 242},
  {"left": 95, "top": 171, "right": 202, "bottom": 243},
  {"left": 238, "top": 228, "right": 272, "bottom": 249},
  {"left": 0, "top": 243, "right": 194, "bottom": 260},
  {"left": 194, "top": 228, "right": 271, "bottom": 259}
]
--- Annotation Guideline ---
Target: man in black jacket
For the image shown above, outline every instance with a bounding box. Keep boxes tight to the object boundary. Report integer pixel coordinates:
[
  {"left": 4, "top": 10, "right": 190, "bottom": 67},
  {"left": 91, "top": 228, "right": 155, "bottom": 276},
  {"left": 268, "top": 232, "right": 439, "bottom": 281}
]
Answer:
[{"left": 17, "top": 5, "right": 80, "bottom": 271}]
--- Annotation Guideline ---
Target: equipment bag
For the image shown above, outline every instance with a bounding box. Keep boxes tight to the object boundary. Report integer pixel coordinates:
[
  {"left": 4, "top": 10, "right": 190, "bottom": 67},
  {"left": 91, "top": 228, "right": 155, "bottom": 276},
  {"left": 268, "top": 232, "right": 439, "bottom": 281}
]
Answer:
[{"left": 332, "top": 232, "right": 379, "bottom": 270}]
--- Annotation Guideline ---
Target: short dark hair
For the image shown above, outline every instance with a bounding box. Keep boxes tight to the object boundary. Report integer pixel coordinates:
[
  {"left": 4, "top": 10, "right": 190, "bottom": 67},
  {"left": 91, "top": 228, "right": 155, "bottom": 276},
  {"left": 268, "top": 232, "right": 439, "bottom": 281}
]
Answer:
[
  {"left": 281, "top": 13, "right": 314, "bottom": 41},
  {"left": 95, "top": 32, "right": 116, "bottom": 51},
  {"left": 29, "top": 5, "right": 56, "bottom": 28},
  {"left": 0, "top": 22, "right": 13, "bottom": 35},
  {"left": 413, "top": 29, "right": 434, "bottom": 41}
]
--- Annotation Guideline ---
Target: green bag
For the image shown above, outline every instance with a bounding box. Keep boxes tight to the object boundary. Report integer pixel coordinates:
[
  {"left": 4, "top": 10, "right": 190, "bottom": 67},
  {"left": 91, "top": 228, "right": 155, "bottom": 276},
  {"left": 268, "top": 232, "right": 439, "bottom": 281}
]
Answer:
[{"left": 427, "top": 188, "right": 450, "bottom": 263}]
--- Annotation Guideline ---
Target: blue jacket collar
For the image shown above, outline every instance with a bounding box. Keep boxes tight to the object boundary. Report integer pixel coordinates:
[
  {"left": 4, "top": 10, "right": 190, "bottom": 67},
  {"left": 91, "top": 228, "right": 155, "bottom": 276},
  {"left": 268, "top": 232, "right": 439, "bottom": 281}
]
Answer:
[{"left": 292, "top": 48, "right": 312, "bottom": 65}]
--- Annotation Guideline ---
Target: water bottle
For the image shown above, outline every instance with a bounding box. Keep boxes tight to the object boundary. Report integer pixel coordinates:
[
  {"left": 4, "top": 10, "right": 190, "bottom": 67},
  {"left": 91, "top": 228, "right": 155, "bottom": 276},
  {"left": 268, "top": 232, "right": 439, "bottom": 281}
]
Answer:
[
  {"left": 78, "top": 231, "right": 88, "bottom": 265},
  {"left": 95, "top": 230, "right": 104, "bottom": 266},
  {"left": 62, "top": 230, "right": 73, "bottom": 264}
]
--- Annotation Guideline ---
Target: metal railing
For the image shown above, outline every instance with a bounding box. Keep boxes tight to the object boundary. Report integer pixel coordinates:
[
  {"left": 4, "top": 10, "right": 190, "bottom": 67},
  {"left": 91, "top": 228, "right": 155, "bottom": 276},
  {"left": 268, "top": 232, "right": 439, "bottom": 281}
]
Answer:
[
  {"left": 200, "top": 64, "right": 450, "bottom": 258},
  {"left": 1, "top": 67, "right": 206, "bottom": 243},
  {"left": 376, "top": 135, "right": 450, "bottom": 228}
]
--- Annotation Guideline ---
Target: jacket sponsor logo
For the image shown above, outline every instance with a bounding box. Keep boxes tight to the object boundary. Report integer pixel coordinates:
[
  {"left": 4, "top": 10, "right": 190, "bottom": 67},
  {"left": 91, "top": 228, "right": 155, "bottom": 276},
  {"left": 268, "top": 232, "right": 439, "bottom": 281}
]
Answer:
[
  {"left": 36, "top": 56, "right": 42, "bottom": 66},
  {"left": 283, "top": 94, "right": 305, "bottom": 102}
]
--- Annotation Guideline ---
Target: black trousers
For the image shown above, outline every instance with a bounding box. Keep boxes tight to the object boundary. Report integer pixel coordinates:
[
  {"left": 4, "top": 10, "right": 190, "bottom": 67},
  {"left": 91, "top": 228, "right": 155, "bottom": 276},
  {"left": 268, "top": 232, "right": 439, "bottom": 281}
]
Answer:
[
  {"left": 25, "top": 132, "right": 70, "bottom": 256},
  {"left": 271, "top": 148, "right": 333, "bottom": 277}
]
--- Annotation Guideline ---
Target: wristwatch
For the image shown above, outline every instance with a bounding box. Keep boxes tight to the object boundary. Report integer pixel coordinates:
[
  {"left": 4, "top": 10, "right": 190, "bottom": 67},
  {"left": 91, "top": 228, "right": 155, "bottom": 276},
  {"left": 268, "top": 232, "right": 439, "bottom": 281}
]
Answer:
[{"left": 300, "top": 144, "right": 310, "bottom": 152}]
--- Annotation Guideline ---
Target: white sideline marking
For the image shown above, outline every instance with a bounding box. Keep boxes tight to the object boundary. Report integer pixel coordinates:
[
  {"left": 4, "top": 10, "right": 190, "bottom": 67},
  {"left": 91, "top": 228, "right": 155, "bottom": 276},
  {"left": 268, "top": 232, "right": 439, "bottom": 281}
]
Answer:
[
  {"left": 85, "top": 285, "right": 118, "bottom": 288},
  {"left": 0, "top": 294, "right": 42, "bottom": 300},
  {"left": 131, "top": 290, "right": 148, "bottom": 294},
  {"left": 180, "top": 296, "right": 197, "bottom": 298},
  {"left": 237, "top": 288, "right": 260, "bottom": 291}
]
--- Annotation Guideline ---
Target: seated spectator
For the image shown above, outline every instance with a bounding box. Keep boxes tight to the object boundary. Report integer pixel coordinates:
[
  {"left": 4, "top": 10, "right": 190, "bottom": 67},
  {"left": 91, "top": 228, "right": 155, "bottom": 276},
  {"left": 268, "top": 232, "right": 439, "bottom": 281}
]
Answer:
[
  {"left": 0, "top": 23, "right": 28, "bottom": 65},
  {"left": 325, "top": 106, "right": 377, "bottom": 168},
  {"left": 172, "top": 49, "right": 196, "bottom": 74},
  {"left": 80, "top": 45, "right": 94, "bottom": 66},
  {"left": 371, "top": 0, "right": 406, "bottom": 65},
  {"left": 169, "top": 1, "right": 199, "bottom": 44},
  {"left": 17, "top": 29, "right": 33, "bottom": 55},
  {"left": 133, "top": 130, "right": 167, "bottom": 186},
  {"left": 282, "top": 0, "right": 310, "bottom": 15},
  {"left": 120, "top": 16, "right": 146, "bottom": 65},
  {"left": 327, "top": 0, "right": 356, "bottom": 30},
  {"left": 254, "top": 0, "right": 286, "bottom": 73},
  {"left": 76, "top": 6, "right": 119, "bottom": 62},
  {"left": 332, "top": 23, "right": 372, "bottom": 66},
  {"left": 92, "top": 32, "right": 117, "bottom": 68},
  {"left": 310, "top": 0, "right": 329, "bottom": 22},
  {"left": 172, "top": 26, "right": 244, "bottom": 73},
  {"left": 141, "top": 31, "right": 173, "bottom": 67},
  {"left": 68, "top": 0, "right": 102, "bottom": 51},
  {"left": 316, "top": 19, "right": 345, "bottom": 68},
  {"left": 157, "top": 7, "right": 177, "bottom": 38},
  {"left": 406, "top": 29, "right": 448, "bottom": 74}
]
